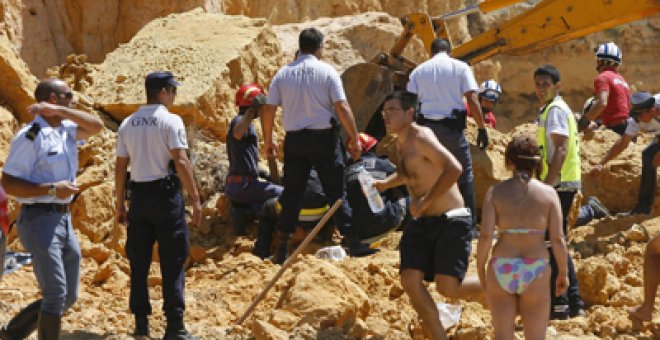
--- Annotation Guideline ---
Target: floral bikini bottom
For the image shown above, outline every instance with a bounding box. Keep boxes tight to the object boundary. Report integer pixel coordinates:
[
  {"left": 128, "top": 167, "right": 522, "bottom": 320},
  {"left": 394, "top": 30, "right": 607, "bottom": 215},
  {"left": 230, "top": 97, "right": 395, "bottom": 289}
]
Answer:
[{"left": 490, "top": 257, "right": 549, "bottom": 295}]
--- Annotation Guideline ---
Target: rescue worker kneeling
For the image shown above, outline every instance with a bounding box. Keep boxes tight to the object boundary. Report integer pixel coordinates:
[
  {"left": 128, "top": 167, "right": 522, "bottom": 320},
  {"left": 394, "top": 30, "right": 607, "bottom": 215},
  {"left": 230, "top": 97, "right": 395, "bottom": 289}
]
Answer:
[
  {"left": 345, "top": 133, "right": 407, "bottom": 244},
  {"left": 253, "top": 169, "right": 331, "bottom": 262}
]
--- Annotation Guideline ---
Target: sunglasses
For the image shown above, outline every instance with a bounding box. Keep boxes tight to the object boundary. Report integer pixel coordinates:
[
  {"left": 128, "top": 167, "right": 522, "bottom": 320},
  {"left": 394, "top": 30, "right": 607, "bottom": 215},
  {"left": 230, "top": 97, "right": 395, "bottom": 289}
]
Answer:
[{"left": 56, "top": 91, "right": 73, "bottom": 99}]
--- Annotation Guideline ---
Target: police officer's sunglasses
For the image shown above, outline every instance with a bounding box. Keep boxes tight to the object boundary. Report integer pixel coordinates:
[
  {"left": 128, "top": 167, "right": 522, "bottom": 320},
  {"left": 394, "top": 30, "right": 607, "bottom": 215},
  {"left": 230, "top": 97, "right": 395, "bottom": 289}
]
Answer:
[{"left": 56, "top": 91, "right": 74, "bottom": 99}]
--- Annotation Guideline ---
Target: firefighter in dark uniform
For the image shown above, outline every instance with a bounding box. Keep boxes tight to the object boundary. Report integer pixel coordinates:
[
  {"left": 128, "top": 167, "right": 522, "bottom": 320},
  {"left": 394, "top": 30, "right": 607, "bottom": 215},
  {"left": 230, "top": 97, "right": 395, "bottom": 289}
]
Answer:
[
  {"left": 115, "top": 72, "right": 201, "bottom": 339},
  {"left": 345, "top": 133, "right": 407, "bottom": 242}
]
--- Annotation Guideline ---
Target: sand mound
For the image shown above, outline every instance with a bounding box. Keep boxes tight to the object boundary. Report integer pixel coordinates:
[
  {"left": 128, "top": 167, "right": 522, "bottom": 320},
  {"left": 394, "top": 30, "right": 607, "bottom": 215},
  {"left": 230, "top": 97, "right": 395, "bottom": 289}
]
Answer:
[{"left": 87, "top": 9, "right": 285, "bottom": 141}]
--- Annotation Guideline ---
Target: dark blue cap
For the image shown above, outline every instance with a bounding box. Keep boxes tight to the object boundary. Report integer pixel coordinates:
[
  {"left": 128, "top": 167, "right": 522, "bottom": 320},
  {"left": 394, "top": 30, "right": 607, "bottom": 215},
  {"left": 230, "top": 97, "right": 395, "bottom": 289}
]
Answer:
[
  {"left": 630, "top": 92, "right": 655, "bottom": 117},
  {"left": 145, "top": 71, "right": 181, "bottom": 90}
]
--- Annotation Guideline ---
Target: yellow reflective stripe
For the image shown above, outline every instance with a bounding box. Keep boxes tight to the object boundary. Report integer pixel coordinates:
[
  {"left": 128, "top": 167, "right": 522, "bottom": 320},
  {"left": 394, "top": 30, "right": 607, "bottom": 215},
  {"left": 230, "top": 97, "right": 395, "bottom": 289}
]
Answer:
[{"left": 274, "top": 201, "right": 330, "bottom": 218}]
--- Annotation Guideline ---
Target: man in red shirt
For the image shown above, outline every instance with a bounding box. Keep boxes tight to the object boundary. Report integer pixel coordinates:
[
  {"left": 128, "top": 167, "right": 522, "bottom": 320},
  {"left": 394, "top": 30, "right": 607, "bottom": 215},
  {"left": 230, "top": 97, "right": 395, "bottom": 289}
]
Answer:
[
  {"left": 467, "top": 80, "right": 501, "bottom": 129},
  {"left": 580, "top": 42, "right": 631, "bottom": 135}
]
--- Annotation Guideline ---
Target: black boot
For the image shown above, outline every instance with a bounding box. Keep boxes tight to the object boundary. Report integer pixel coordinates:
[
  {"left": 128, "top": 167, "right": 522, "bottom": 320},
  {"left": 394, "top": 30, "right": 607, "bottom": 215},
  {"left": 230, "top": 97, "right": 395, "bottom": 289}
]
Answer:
[
  {"left": 133, "top": 314, "right": 149, "bottom": 337},
  {"left": 37, "top": 312, "right": 60, "bottom": 340},
  {"left": 163, "top": 317, "right": 198, "bottom": 340},
  {"left": 0, "top": 299, "right": 41, "bottom": 340},
  {"left": 273, "top": 232, "right": 291, "bottom": 265},
  {"left": 345, "top": 235, "right": 379, "bottom": 257}
]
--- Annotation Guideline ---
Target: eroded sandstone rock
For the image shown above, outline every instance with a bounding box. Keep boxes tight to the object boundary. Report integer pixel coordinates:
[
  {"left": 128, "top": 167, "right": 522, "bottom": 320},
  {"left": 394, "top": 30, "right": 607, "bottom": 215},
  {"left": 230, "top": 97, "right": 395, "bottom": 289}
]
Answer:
[{"left": 88, "top": 10, "right": 285, "bottom": 142}]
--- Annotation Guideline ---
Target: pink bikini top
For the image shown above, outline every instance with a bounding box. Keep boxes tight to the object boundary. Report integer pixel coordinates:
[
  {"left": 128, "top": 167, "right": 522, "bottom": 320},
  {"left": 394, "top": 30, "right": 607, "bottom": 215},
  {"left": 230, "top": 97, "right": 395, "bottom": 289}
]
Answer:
[{"left": 498, "top": 228, "right": 545, "bottom": 235}]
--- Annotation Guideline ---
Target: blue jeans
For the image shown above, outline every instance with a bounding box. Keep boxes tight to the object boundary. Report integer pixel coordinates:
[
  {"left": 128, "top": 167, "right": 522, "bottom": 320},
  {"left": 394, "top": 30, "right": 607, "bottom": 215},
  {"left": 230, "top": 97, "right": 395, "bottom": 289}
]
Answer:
[
  {"left": 635, "top": 141, "right": 660, "bottom": 214},
  {"left": 17, "top": 205, "right": 80, "bottom": 316},
  {"left": 418, "top": 121, "right": 476, "bottom": 228},
  {"left": 575, "top": 205, "right": 595, "bottom": 227}
]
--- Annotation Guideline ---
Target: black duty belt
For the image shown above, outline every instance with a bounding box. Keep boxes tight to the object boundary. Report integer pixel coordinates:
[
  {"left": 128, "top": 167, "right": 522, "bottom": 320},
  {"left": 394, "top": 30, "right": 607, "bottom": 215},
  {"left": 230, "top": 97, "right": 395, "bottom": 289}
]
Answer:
[
  {"left": 418, "top": 109, "right": 467, "bottom": 130},
  {"left": 286, "top": 127, "right": 334, "bottom": 135},
  {"left": 130, "top": 175, "right": 181, "bottom": 192},
  {"left": 25, "top": 203, "right": 69, "bottom": 213}
]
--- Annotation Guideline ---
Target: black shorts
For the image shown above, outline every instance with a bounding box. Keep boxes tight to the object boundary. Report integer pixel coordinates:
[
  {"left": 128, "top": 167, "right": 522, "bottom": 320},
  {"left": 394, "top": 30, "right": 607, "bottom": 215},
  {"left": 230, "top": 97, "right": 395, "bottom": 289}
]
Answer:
[{"left": 399, "top": 214, "right": 472, "bottom": 282}]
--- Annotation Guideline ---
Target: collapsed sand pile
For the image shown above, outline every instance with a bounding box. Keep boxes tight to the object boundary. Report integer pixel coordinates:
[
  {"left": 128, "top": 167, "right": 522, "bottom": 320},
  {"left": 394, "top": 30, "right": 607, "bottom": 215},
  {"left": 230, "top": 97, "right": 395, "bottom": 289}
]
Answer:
[
  {"left": 0, "top": 4, "right": 659, "bottom": 340},
  {"left": 87, "top": 9, "right": 285, "bottom": 141},
  {"left": 2, "top": 215, "right": 658, "bottom": 339}
]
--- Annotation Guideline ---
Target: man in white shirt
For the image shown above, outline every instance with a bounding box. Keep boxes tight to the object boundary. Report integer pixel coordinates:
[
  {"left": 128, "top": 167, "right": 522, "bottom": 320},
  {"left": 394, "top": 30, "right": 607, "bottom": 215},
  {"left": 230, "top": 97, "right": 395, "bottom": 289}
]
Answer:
[
  {"left": 262, "top": 28, "right": 376, "bottom": 264},
  {"left": 593, "top": 91, "right": 660, "bottom": 215},
  {"left": 407, "top": 38, "right": 489, "bottom": 230},
  {"left": 1, "top": 79, "right": 103, "bottom": 339},
  {"left": 533, "top": 64, "right": 585, "bottom": 319},
  {"left": 115, "top": 71, "right": 201, "bottom": 339}
]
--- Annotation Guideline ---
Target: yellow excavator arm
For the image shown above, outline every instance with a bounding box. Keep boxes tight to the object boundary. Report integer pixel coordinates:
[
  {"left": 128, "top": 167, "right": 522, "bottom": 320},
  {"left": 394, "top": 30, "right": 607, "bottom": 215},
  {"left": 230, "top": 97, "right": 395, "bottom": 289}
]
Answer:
[
  {"left": 453, "top": 0, "right": 660, "bottom": 64},
  {"left": 342, "top": 0, "right": 660, "bottom": 134}
]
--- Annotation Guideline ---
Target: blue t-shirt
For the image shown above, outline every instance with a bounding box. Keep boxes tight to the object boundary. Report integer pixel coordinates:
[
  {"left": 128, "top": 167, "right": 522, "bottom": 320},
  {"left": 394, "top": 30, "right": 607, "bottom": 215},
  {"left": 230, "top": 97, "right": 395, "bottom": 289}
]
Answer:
[{"left": 226, "top": 114, "right": 259, "bottom": 177}]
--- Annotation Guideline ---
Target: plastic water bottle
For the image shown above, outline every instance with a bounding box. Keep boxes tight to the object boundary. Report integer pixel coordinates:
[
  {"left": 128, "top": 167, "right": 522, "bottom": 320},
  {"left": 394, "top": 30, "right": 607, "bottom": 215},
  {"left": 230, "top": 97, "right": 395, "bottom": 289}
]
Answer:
[{"left": 357, "top": 167, "right": 385, "bottom": 213}]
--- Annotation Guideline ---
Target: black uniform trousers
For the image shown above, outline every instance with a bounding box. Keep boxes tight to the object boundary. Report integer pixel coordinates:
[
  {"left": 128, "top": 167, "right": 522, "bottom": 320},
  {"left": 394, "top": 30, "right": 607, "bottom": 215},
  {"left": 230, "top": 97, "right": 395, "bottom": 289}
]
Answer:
[
  {"left": 278, "top": 128, "right": 352, "bottom": 235},
  {"left": 126, "top": 178, "right": 189, "bottom": 319}
]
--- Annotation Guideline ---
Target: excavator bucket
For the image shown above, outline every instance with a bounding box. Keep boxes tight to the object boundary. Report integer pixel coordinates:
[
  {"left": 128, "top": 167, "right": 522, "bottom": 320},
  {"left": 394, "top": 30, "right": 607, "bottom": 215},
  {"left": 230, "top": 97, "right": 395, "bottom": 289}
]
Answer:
[{"left": 341, "top": 63, "right": 394, "bottom": 134}]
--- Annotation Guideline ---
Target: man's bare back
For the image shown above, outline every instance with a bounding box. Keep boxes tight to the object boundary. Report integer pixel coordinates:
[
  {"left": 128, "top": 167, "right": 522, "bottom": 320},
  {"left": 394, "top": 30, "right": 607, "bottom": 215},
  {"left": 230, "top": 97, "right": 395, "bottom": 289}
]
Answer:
[{"left": 396, "top": 124, "right": 464, "bottom": 217}]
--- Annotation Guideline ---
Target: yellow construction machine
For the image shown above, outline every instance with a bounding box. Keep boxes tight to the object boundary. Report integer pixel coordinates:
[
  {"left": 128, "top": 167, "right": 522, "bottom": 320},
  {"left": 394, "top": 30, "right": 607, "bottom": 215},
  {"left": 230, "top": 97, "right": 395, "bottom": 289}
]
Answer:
[{"left": 343, "top": 0, "right": 660, "bottom": 138}]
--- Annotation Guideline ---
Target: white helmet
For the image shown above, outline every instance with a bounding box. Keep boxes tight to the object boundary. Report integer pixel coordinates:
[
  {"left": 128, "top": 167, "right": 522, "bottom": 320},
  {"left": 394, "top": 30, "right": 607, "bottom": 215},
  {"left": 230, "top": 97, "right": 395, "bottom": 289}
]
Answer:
[
  {"left": 479, "top": 79, "right": 502, "bottom": 101},
  {"left": 595, "top": 42, "right": 622, "bottom": 64}
]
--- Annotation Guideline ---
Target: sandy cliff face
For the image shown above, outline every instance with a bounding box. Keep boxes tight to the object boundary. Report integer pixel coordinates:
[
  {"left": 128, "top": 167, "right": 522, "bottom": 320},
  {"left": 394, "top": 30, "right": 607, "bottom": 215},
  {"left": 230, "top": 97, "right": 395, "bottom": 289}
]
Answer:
[{"left": 0, "top": 0, "right": 223, "bottom": 77}]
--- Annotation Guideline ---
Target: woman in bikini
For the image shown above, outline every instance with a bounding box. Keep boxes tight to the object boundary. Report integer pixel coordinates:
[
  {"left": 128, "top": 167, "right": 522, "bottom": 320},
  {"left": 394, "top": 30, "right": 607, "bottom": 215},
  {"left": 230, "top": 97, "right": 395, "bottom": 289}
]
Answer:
[{"left": 477, "top": 134, "right": 569, "bottom": 339}]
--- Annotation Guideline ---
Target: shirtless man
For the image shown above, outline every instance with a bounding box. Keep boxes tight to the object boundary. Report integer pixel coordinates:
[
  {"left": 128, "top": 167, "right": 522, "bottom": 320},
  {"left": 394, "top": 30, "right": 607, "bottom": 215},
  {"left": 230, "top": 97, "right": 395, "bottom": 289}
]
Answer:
[{"left": 375, "top": 91, "right": 482, "bottom": 339}]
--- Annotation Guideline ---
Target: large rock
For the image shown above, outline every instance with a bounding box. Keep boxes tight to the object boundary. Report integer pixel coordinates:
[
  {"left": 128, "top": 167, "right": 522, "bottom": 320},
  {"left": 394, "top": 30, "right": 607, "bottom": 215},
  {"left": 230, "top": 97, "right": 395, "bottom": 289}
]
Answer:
[
  {"left": 0, "top": 0, "right": 222, "bottom": 77},
  {"left": 577, "top": 257, "right": 610, "bottom": 306},
  {"left": 71, "top": 182, "right": 116, "bottom": 243},
  {"left": 223, "top": 0, "right": 471, "bottom": 43},
  {"left": 272, "top": 12, "right": 427, "bottom": 73},
  {"left": 581, "top": 130, "right": 658, "bottom": 214},
  {"left": 283, "top": 258, "right": 371, "bottom": 330},
  {"left": 0, "top": 34, "right": 37, "bottom": 122},
  {"left": 0, "top": 106, "right": 19, "bottom": 163},
  {"left": 87, "top": 9, "right": 285, "bottom": 141}
]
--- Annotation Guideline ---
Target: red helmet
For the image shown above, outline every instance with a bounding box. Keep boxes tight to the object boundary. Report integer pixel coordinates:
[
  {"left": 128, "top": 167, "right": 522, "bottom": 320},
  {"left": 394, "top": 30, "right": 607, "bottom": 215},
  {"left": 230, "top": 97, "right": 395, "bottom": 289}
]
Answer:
[
  {"left": 235, "top": 83, "right": 266, "bottom": 107},
  {"left": 347, "top": 132, "right": 378, "bottom": 154}
]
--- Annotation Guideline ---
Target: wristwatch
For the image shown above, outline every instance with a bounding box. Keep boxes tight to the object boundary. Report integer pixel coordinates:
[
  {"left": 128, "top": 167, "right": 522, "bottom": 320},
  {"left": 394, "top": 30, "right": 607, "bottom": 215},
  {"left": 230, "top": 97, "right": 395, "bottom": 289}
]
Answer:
[{"left": 48, "top": 184, "right": 56, "bottom": 196}]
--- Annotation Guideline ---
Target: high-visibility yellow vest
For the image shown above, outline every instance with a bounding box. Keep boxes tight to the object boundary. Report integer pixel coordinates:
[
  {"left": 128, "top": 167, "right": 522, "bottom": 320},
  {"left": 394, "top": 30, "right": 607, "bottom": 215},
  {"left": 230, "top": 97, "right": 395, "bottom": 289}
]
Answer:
[{"left": 536, "top": 97, "right": 581, "bottom": 189}]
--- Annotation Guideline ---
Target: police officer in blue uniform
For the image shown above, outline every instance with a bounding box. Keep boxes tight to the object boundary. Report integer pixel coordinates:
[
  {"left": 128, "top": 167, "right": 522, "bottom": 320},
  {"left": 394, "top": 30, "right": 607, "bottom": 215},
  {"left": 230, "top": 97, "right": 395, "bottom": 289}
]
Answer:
[
  {"left": 115, "top": 72, "right": 200, "bottom": 339},
  {"left": 1, "top": 79, "right": 103, "bottom": 340},
  {"left": 261, "top": 28, "right": 376, "bottom": 263}
]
